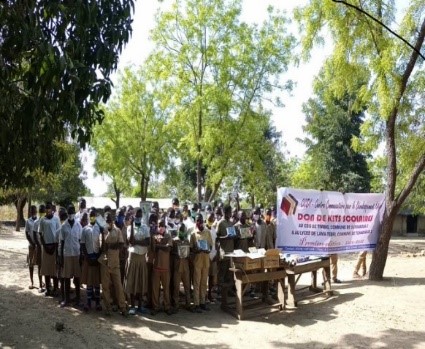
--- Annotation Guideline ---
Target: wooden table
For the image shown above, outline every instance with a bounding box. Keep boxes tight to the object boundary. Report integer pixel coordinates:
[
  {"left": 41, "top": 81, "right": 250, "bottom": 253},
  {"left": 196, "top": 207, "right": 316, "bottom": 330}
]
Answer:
[
  {"left": 220, "top": 267, "right": 286, "bottom": 320},
  {"left": 284, "top": 258, "right": 333, "bottom": 307}
]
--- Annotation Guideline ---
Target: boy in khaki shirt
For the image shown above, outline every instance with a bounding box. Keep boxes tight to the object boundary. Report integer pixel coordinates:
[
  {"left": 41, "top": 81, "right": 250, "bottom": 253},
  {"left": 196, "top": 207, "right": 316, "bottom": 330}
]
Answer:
[
  {"left": 171, "top": 215, "right": 191, "bottom": 310},
  {"left": 99, "top": 213, "right": 127, "bottom": 316},
  {"left": 151, "top": 220, "right": 173, "bottom": 315},
  {"left": 190, "top": 214, "right": 213, "bottom": 313}
]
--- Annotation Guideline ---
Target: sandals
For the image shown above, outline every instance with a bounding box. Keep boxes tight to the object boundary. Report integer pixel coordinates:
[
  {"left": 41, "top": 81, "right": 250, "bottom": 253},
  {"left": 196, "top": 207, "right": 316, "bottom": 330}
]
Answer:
[{"left": 128, "top": 308, "right": 137, "bottom": 315}]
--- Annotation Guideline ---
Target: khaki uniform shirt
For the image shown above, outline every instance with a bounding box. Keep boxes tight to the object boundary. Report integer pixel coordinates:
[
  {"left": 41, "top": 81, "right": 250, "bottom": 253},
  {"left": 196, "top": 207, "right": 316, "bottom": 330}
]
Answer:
[
  {"left": 153, "top": 233, "right": 172, "bottom": 271},
  {"left": 104, "top": 226, "right": 124, "bottom": 268}
]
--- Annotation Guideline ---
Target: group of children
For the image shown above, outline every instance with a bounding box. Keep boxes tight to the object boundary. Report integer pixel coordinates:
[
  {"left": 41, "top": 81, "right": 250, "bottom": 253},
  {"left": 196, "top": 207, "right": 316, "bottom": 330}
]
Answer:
[{"left": 25, "top": 198, "right": 277, "bottom": 316}]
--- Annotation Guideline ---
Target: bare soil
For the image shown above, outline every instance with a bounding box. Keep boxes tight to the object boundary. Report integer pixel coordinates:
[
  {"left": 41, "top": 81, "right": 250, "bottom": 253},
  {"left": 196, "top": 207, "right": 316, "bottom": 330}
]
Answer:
[{"left": 1, "top": 225, "right": 425, "bottom": 349}]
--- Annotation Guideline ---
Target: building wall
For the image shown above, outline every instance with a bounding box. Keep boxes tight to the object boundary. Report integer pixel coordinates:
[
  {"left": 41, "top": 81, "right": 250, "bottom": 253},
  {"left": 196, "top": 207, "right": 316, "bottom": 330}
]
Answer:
[
  {"left": 418, "top": 216, "right": 425, "bottom": 235},
  {"left": 392, "top": 214, "right": 425, "bottom": 236},
  {"left": 392, "top": 215, "right": 406, "bottom": 236}
]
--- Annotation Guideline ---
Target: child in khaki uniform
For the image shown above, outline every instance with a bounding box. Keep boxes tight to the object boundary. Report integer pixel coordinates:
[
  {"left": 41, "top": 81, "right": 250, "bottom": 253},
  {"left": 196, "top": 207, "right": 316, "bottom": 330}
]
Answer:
[
  {"left": 191, "top": 214, "right": 213, "bottom": 313},
  {"left": 25, "top": 205, "right": 43, "bottom": 290},
  {"left": 81, "top": 209, "right": 102, "bottom": 311},
  {"left": 99, "top": 213, "right": 127, "bottom": 316},
  {"left": 151, "top": 220, "right": 173, "bottom": 315},
  {"left": 171, "top": 216, "right": 191, "bottom": 311}
]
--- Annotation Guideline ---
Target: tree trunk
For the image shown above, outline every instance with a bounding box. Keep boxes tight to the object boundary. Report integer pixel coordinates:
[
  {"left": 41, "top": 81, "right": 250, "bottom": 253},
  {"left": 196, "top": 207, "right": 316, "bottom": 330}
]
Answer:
[
  {"left": 27, "top": 196, "right": 32, "bottom": 218},
  {"left": 140, "top": 174, "right": 149, "bottom": 202},
  {"left": 207, "top": 177, "right": 223, "bottom": 204},
  {"left": 368, "top": 208, "right": 397, "bottom": 280},
  {"left": 204, "top": 187, "right": 212, "bottom": 204},
  {"left": 14, "top": 196, "right": 27, "bottom": 232},
  {"left": 250, "top": 194, "right": 255, "bottom": 209},
  {"left": 113, "top": 181, "right": 121, "bottom": 209},
  {"left": 140, "top": 175, "right": 145, "bottom": 202},
  {"left": 143, "top": 177, "right": 149, "bottom": 202},
  {"left": 196, "top": 156, "right": 202, "bottom": 203}
]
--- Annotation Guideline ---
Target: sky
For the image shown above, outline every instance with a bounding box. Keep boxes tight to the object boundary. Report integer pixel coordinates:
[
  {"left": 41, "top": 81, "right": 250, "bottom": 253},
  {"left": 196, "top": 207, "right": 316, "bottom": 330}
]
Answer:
[{"left": 82, "top": 0, "right": 331, "bottom": 197}]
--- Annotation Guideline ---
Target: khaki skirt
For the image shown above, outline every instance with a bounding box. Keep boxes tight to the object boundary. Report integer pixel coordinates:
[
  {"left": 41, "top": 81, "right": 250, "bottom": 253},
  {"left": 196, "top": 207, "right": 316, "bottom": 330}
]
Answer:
[
  {"left": 81, "top": 259, "right": 101, "bottom": 286},
  {"left": 40, "top": 247, "right": 57, "bottom": 276},
  {"left": 124, "top": 252, "right": 147, "bottom": 296},
  {"left": 28, "top": 245, "right": 37, "bottom": 267},
  {"left": 62, "top": 256, "right": 81, "bottom": 278}
]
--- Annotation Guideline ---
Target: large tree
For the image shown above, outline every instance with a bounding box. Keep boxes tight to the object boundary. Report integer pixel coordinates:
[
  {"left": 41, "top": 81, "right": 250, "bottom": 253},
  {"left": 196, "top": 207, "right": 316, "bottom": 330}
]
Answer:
[
  {"left": 295, "top": 0, "right": 425, "bottom": 280},
  {"left": 0, "top": 142, "right": 87, "bottom": 230},
  {"left": 91, "top": 67, "right": 174, "bottom": 202},
  {"left": 146, "top": 0, "right": 295, "bottom": 202},
  {"left": 294, "top": 60, "right": 372, "bottom": 193},
  {"left": 0, "top": 0, "right": 134, "bottom": 188},
  {"left": 31, "top": 142, "right": 88, "bottom": 208}
]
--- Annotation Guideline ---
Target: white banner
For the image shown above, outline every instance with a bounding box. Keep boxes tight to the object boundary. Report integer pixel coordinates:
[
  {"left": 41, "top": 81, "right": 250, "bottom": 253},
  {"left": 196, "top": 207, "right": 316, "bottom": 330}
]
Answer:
[{"left": 276, "top": 188, "right": 385, "bottom": 255}]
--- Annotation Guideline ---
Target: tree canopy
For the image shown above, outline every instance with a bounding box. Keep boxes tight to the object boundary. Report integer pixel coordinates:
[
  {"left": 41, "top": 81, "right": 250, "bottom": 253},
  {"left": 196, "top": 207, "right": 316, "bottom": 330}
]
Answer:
[
  {"left": 91, "top": 67, "right": 174, "bottom": 202},
  {"left": 295, "top": 0, "right": 425, "bottom": 279},
  {"left": 145, "top": 0, "right": 295, "bottom": 203},
  {"left": 294, "top": 59, "right": 372, "bottom": 193},
  {"left": 0, "top": 0, "right": 134, "bottom": 188}
]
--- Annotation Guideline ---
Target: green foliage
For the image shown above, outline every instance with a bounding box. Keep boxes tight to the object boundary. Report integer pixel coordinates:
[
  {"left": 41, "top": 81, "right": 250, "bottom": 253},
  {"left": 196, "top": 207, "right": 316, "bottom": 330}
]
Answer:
[
  {"left": 291, "top": 157, "right": 324, "bottom": 190},
  {"left": 295, "top": 1, "right": 425, "bottom": 200},
  {"left": 296, "top": 0, "right": 425, "bottom": 279},
  {"left": 368, "top": 155, "right": 387, "bottom": 194},
  {"left": 0, "top": 0, "right": 134, "bottom": 188},
  {"left": 236, "top": 114, "right": 297, "bottom": 207},
  {"left": 0, "top": 142, "right": 87, "bottom": 208},
  {"left": 146, "top": 0, "right": 296, "bottom": 202},
  {"left": 91, "top": 67, "right": 174, "bottom": 201},
  {"left": 31, "top": 142, "right": 87, "bottom": 207},
  {"left": 295, "top": 59, "right": 372, "bottom": 193}
]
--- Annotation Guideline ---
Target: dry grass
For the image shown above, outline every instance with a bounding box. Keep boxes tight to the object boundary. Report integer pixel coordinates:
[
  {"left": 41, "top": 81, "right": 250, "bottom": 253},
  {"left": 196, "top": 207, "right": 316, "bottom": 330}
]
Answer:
[{"left": 0, "top": 204, "right": 29, "bottom": 222}]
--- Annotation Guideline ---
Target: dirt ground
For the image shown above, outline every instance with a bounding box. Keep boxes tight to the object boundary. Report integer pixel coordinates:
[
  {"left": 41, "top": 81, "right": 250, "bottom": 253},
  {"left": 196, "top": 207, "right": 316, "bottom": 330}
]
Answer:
[{"left": 0, "top": 225, "right": 424, "bottom": 349}]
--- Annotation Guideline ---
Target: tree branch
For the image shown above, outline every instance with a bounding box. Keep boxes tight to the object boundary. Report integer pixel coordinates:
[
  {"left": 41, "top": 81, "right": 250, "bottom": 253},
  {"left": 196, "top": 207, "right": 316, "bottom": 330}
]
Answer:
[
  {"left": 332, "top": 0, "right": 425, "bottom": 60},
  {"left": 386, "top": 17, "right": 425, "bottom": 205},
  {"left": 394, "top": 154, "right": 425, "bottom": 211}
]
